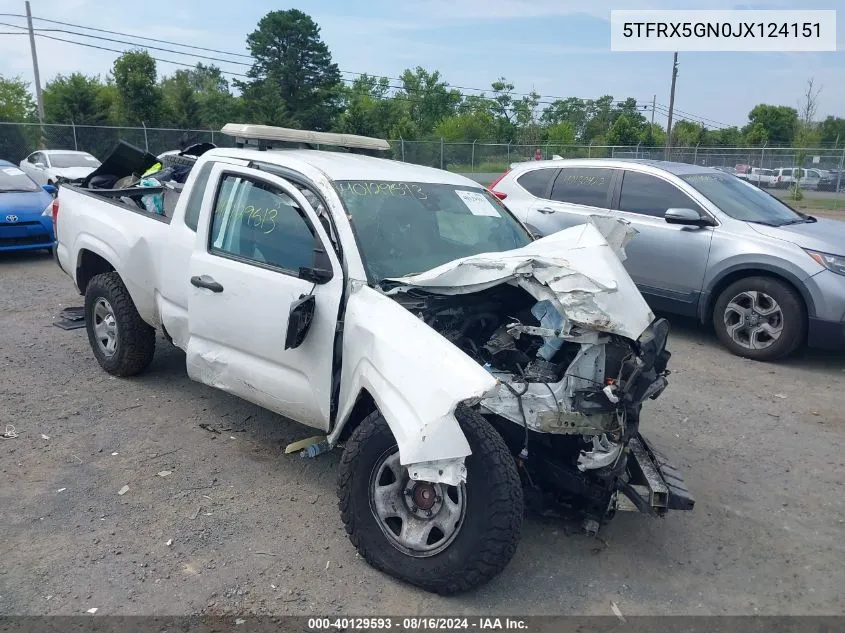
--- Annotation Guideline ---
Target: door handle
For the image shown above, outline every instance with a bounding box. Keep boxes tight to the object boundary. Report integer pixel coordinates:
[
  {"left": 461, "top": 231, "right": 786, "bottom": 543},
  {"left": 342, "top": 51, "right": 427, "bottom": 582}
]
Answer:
[
  {"left": 190, "top": 275, "right": 224, "bottom": 293},
  {"left": 536, "top": 207, "right": 556, "bottom": 214}
]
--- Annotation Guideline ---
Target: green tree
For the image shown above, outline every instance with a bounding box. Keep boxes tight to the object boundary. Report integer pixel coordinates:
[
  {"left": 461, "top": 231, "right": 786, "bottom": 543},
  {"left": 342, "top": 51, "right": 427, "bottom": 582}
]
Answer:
[
  {"left": 160, "top": 71, "right": 203, "bottom": 128},
  {"left": 743, "top": 104, "right": 798, "bottom": 145},
  {"left": 672, "top": 120, "right": 707, "bottom": 147},
  {"left": 397, "top": 67, "right": 461, "bottom": 135},
  {"left": 706, "top": 126, "right": 741, "bottom": 147},
  {"left": 434, "top": 110, "right": 495, "bottom": 142},
  {"left": 541, "top": 97, "right": 589, "bottom": 140},
  {"left": 743, "top": 122, "right": 769, "bottom": 147},
  {"left": 0, "top": 75, "right": 35, "bottom": 121},
  {"left": 0, "top": 75, "right": 37, "bottom": 161},
  {"left": 640, "top": 123, "right": 666, "bottom": 147},
  {"left": 606, "top": 114, "right": 639, "bottom": 146},
  {"left": 337, "top": 74, "right": 411, "bottom": 140},
  {"left": 819, "top": 116, "right": 845, "bottom": 146},
  {"left": 545, "top": 121, "right": 576, "bottom": 145},
  {"left": 43, "top": 73, "right": 111, "bottom": 124},
  {"left": 239, "top": 9, "right": 342, "bottom": 130},
  {"left": 112, "top": 50, "right": 161, "bottom": 125},
  {"left": 584, "top": 96, "right": 615, "bottom": 142}
]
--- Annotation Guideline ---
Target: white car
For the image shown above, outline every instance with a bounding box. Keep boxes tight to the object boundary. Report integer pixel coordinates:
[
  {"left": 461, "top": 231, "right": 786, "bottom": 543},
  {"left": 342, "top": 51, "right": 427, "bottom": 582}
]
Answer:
[
  {"left": 53, "top": 124, "right": 691, "bottom": 594},
  {"left": 747, "top": 167, "right": 775, "bottom": 188},
  {"left": 19, "top": 150, "right": 101, "bottom": 186}
]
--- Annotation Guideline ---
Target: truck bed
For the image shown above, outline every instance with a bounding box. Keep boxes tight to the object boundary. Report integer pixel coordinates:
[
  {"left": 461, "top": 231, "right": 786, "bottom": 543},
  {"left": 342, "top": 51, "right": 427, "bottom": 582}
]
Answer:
[{"left": 55, "top": 183, "right": 181, "bottom": 329}]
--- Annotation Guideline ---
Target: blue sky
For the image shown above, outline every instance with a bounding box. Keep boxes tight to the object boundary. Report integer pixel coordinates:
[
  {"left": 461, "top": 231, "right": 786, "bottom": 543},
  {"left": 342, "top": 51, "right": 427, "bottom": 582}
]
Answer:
[{"left": 0, "top": 0, "right": 842, "bottom": 130}]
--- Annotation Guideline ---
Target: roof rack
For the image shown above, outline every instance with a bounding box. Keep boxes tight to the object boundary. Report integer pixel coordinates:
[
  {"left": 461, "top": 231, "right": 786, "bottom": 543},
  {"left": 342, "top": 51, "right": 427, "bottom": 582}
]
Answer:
[{"left": 221, "top": 123, "right": 390, "bottom": 152}]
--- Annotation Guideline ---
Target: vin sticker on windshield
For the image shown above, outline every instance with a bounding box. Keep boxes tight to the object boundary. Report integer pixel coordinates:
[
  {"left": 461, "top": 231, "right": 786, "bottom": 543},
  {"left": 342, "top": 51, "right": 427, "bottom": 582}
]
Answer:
[{"left": 455, "top": 189, "right": 499, "bottom": 217}]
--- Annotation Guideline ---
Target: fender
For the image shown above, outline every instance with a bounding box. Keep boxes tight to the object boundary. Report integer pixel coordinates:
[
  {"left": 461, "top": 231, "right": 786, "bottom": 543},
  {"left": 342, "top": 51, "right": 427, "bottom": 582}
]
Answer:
[
  {"left": 73, "top": 233, "right": 160, "bottom": 327},
  {"left": 699, "top": 260, "right": 816, "bottom": 322},
  {"left": 72, "top": 234, "right": 122, "bottom": 290},
  {"left": 330, "top": 283, "right": 499, "bottom": 482}
]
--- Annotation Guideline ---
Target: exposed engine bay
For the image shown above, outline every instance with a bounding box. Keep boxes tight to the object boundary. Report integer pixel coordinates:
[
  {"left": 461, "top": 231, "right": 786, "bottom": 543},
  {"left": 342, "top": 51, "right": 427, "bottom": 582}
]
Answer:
[{"left": 389, "top": 282, "right": 691, "bottom": 527}]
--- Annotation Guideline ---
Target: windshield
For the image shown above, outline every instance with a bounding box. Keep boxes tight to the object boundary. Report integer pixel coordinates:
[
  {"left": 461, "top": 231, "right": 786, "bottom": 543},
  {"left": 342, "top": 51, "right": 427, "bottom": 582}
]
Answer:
[
  {"left": 336, "top": 181, "right": 532, "bottom": 281},
  {"left": 49, "top": 153, "right": 100, "bottom": 168},
  {"left": 681, "top": 173, "right": 804, "bottom": 226},
  {"left": 0, "top": 166, "right": 39, "bottom": 192}
]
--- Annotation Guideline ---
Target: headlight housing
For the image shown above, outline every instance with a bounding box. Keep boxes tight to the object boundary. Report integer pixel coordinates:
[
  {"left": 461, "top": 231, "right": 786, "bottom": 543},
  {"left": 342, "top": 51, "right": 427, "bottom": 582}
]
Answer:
[{"left": 805, "top": 249, "right": 845, "bottom": 276}]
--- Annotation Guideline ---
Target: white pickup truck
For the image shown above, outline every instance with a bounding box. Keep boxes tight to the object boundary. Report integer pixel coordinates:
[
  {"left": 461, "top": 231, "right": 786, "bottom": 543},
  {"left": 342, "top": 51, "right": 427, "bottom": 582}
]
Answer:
[{"left": 54, "top": 124, "right": 692, "bottom": 594}]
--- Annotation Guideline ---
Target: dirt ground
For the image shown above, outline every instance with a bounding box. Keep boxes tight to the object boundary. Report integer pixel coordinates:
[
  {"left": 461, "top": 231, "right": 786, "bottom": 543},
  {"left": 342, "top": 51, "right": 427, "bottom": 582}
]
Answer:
[{"left": 1, "top": 252, "right": 844, "bottom": 617}]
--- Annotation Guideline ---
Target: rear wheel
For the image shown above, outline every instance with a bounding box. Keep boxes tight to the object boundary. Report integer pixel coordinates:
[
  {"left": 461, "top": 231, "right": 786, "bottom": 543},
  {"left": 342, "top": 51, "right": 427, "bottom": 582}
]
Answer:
[
  {"left": 337, "top": 407, "right": 523, "bottom": 594},
  {"left": 84, "top": 272, "right": 156, "bottom": 376},
  {"left": 713, "top": 276, "right": 805, "bottom": 361}
]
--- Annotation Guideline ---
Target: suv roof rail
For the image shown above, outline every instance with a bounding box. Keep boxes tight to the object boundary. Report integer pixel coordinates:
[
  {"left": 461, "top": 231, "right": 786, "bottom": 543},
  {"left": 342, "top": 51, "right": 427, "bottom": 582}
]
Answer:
[{"left": 221, "top": 123, "right": 390, "bottom": 152}]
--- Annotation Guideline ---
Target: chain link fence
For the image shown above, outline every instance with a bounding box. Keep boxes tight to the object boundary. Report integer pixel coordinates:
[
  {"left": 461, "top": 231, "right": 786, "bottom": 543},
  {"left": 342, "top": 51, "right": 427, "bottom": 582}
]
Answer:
[{"left": 3, "top": 121, "right": 844, "bottom": 178}]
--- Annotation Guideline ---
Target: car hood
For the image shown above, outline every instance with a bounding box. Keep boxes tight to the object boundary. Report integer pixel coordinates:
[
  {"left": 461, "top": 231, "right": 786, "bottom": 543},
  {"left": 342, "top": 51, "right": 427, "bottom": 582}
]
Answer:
[
  {"left": 0, "top": 190, "right": 53, "bottom": 216},
  {"left": 50, "top": 166, "right": 98, "bottom": 181},
  {"left": 385, "top": 219, "right": 655, "bottom": 341},
  {"left": 748, "top": 217, "right": 845, "bottom": 254}
]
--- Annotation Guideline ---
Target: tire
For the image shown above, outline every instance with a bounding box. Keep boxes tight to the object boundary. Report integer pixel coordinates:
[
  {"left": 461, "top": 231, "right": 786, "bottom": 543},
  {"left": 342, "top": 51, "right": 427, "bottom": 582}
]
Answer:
[
  {"left": 337, "top": 406, "right": 523, "bottom": 595},
  {"left": 84, "top": 272, "right": 156, "bottom": 376},
  {"left": 712, "top": 276, "right": 805, "bottom": 361}
]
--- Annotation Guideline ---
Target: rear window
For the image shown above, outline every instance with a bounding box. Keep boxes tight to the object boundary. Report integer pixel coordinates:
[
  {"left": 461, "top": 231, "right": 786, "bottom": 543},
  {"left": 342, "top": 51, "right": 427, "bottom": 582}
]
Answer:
[
  {"left": 516, "top": 169, "right": 555, "bottom": 197},
  {"left": 49, "top": 153, "right": 100, "bottom": 169},
  {"left": 549, "top": 168, "right": 613, "bottom": 208},
  {"left": 0, "top": 166, "right": 39, "bottom": 192}
]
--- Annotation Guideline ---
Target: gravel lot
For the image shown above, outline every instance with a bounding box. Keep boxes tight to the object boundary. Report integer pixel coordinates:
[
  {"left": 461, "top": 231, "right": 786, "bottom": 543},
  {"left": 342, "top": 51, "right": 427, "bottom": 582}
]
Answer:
[{"left": 1, "top": 252, "right": 844, "bottom": 617}]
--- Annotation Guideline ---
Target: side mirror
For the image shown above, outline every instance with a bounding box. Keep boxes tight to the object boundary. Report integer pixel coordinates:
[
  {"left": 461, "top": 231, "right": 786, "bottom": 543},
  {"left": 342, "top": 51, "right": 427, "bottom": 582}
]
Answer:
[
  {"left": 664, "top": 208, "right": 714, "bottom": 227},
  {"left": 34, "top": 162, "right": 46, "bottom": 169},
  {"left": 285, "top": 294, "right": 316, "bottom": 350},
  {"left": 298, "top": 242, "right": 334, "bottom": 285},
  {"left": 42, "top": 184, "right": 57, "bottom": 195}
]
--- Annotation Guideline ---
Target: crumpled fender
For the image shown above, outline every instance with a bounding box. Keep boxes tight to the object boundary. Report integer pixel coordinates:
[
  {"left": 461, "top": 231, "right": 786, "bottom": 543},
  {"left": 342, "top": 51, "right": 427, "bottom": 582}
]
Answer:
[{"left": 331, "top": 283, "right": 498, "bottom": 472}]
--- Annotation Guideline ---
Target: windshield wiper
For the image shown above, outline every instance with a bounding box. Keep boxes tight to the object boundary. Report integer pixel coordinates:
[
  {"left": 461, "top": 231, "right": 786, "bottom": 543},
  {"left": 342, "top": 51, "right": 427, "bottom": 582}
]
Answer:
[
  {"left": 0, "top": 188, "right": 36, "bottom": 193},
  {"left": 778, "top": 216, "right": 817, "bottom": 226}
]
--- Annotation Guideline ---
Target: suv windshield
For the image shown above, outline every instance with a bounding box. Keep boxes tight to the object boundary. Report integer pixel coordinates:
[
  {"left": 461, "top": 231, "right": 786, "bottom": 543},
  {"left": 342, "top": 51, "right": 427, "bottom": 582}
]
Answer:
[
  {"left": 0, "top": 167, "right": 39, "bottom": 192},
  {"left": 49, "top": 153, "right": 100, "bottom": 168},
  {"left": 681, "top": 173, "right": 804, "bottom": 226},
  {"left": 336, "top": 181, "right": 532, "bottom": 281}
]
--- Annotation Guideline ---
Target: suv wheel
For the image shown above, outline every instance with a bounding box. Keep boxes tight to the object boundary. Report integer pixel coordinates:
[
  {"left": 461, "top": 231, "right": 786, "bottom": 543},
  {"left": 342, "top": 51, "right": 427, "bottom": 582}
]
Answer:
[
  {"left": 713, "top": 276, "right": 805, "bottom": 361},
  {"left": 337, "top": 406, "right": 523, "bottom": 595}
]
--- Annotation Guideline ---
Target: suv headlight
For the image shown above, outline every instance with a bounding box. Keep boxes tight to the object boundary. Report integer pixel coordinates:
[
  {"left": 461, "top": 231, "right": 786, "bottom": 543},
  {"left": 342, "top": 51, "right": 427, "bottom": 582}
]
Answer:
[{"left": 805, "top": 249, "right": 845, "bottom": 276}]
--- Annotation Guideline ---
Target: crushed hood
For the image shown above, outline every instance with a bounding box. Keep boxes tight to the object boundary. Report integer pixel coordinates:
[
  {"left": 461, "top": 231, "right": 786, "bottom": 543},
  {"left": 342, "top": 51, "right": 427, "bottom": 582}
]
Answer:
[{"left": 386, "top": 219, "right": 655, "bottom": 341}]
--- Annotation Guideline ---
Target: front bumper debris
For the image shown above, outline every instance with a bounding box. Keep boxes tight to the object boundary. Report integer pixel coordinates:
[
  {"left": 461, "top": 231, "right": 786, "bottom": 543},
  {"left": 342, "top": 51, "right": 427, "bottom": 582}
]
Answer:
[{"left": 619, "top": 434, "right": 695, "bottom": 515}]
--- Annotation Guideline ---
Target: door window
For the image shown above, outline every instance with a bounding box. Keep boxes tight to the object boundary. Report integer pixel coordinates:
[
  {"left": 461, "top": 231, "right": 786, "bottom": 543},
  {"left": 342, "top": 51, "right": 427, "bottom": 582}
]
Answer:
[
  {"left": 209, "top": 174, "right": 322, "bottom": 276},
  {"left": 516, "top": 168, "right": 556, "bottom": 197},
  {"left": 618, "top": 171, "right": 703, "bottom": 218},
  {"left": 548, "top": 168, "right": 613, "bottom": 208},
  {"left": 183, "top": 161, "right": 214, "bottom": 231}
]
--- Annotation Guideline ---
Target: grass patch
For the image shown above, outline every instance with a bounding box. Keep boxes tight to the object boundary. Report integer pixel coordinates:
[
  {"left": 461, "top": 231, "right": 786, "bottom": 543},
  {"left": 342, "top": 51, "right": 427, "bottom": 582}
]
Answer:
[
  {"left": 446, "top": 162, "right": 510, "bottom": 174},
  {"left": 770, "top": 191, "right": 844, "bottom": 212}
]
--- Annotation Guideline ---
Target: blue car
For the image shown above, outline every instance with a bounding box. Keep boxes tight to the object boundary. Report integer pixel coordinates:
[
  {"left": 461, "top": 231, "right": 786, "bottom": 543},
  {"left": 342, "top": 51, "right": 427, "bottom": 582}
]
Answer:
[{"left": 0, "top": 159, "right": 57, "bottom": 253}]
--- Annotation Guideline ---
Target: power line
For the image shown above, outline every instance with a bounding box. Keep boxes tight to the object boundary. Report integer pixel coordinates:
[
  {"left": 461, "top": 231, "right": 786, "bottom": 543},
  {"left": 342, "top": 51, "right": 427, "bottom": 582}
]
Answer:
[
  {"left": 1, "top": 11, "right": 653, "bottom": 106},
  {"left": 0, "top": 12, "right": 252, "bottom": 59},
  {"left": 4, "top": 24, "right": 649, "bottom": 111}
]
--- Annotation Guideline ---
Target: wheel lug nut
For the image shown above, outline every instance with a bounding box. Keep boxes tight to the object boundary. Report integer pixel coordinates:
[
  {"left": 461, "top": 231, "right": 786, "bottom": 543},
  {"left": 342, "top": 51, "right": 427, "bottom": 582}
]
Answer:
[
  {"left": 425, "top": 509, "right": 432, "bottom": 517},
  {"left": 404, "top": 489, "right": 412, "bottom": 496},
  {"left": 410, "top": 506, "right": 417, "bottom": 513}
]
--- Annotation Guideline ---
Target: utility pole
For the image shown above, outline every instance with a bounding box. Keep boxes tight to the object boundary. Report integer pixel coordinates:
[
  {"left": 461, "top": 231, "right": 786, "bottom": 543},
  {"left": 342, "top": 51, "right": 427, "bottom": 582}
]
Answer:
[
  {"left": 664, "top": 52, "right": 678, "bottom": 160},
  {"left": 651, "top": 94, "right": 656, "bottom": 127},
  {"left": 25, "top": 1, "right": 45, "bottom": 126}
]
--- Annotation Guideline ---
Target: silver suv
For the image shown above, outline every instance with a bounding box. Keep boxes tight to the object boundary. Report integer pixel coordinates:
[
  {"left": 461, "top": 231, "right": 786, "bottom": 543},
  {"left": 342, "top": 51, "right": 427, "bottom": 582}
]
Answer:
[{"left": 491, "top": 159, "right": 845, "bottom": 361}]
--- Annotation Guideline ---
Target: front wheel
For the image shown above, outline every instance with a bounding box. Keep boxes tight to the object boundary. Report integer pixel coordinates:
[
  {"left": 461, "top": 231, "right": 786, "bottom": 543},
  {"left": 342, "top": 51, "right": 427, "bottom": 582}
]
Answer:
[
  {"left": 713, "top": 276, "right": 805, "bottom": 361},
  {"left": 337, "top": 407, "right": 523, "bottom": 595},
  {"left": 84, "top": 272, "right": 156, "bottom": 376}
]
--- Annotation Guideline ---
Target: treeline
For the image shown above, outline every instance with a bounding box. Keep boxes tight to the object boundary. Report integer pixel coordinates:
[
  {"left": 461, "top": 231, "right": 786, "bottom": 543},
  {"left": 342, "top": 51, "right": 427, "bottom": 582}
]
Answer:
[{"left": 2, "top": 8, "right": 844, "bottom": 155}]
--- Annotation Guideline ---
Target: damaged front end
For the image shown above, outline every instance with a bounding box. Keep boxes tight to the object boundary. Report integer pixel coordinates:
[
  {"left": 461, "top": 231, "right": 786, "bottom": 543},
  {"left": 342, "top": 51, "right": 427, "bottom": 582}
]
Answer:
[{"left": 382, "top": 221, "right": 694, "bottom": 529}]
